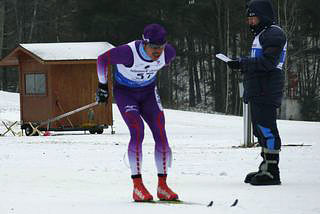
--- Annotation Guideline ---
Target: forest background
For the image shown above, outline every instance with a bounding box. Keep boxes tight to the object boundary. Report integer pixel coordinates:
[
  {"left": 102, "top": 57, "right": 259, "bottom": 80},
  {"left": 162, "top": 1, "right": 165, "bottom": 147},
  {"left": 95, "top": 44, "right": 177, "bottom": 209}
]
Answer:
[{"left": 0, "top": 0, "right": 319, "bottom": 121}]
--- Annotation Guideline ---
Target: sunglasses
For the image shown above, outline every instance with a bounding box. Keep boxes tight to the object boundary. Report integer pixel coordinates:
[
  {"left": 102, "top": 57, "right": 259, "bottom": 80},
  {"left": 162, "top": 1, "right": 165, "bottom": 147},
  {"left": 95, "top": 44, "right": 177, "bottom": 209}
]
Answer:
[{"left": 147, "top": 43, "right": 166, "bottom": 49}]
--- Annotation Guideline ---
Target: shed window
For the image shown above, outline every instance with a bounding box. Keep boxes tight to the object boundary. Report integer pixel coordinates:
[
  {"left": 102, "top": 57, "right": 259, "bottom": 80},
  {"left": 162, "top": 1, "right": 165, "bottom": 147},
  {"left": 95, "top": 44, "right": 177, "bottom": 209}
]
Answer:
[{"left": 25, "top": 73, "right": 46, "bottom": 95}]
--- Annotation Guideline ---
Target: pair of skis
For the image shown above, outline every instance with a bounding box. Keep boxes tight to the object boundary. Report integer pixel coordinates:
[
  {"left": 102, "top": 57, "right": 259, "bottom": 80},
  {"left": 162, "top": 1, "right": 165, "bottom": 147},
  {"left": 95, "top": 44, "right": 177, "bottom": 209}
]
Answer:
[{"left": 135, "top": 199, "right": 238, "bottom": 207}]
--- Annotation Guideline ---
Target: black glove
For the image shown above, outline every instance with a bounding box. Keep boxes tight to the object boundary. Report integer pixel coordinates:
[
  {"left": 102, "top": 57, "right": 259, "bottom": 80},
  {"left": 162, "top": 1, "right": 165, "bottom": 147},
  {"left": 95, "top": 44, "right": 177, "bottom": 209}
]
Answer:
[
  {"left": 96, "top": 83, "right": 109, "bottom": 103},
  {"left": 227, "top": 59, "right": 241, "bottom": 70}
]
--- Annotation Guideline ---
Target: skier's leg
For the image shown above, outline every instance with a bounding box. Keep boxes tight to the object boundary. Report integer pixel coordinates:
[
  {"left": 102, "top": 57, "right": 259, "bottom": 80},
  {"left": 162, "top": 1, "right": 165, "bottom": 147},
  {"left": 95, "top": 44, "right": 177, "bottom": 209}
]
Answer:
[
  {"left": 113, "top": 86, "right": 153, "bottom": 201},
  {"left": 140, "top": 87, "right": 178, "bottom": 200},
  {"left": 114, "top": 87, "right": 145, "bottom": 175},
  {"left": 140, "top": 87, "right": 172, "bottom": 175}
]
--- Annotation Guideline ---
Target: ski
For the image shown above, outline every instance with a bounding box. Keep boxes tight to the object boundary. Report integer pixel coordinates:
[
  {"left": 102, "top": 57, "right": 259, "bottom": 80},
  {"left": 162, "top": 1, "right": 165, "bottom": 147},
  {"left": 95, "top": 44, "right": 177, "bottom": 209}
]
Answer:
[
  {"left": 155, "top": 200, "right": 203, "bottom": 205},
  {"left": 133, "top": 198, "right": 239, "bottom": 207},
  {"left": 133, "top": 199, "right": 203, "bottom": 206}
]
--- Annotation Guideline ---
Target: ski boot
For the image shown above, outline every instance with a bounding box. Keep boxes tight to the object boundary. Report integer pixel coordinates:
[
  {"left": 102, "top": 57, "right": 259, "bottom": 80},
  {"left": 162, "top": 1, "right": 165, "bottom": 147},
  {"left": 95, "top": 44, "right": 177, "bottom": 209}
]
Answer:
[
  {"left": 157, "top": 174, "right": 179, "bottom": 201},
  {"left": 132, "top": 175, "right": 153, "bottom": 202},
  {"left": 250, "top": 153, "right": 281, "bottom": 185},
  {"left": 244, "top": 152, "right": 265, "bottom": 183}
]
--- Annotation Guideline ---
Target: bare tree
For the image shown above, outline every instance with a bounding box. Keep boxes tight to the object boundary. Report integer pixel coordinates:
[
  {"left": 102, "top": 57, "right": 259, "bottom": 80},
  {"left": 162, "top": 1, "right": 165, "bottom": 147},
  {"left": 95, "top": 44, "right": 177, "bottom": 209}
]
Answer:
[
  {"left": 0, "top": 0, "right": 6, "bottom": 91},
  {"left": 28, "top": 0, "right": 38, "bottom": 42},
  {"left": 0, "top": 0, "right": 5, "bottom": 58}
]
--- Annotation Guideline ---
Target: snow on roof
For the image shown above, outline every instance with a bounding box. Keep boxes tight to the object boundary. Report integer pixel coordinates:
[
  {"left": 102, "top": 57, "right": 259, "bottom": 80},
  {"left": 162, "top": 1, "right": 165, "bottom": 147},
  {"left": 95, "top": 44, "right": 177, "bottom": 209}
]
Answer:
[{"left": 20, "top": 42, "right": 115, "bottom": 61}]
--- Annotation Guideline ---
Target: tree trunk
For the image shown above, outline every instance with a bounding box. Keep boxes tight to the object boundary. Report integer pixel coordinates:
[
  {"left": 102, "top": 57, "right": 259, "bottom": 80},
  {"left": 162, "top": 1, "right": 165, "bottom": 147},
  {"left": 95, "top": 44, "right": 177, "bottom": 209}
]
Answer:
[
  {"left": 208, "top": 42, "right": 215, "bottom": 110},
  {"left": 225, "top": 7, "right": 230, "bottom": 114},
  {"left": 28, "top": 0, "right": 38, "bottom": 42},
  {"left": 193, "top": 46, "right": 201, "bottom": 104},
  {"left": 187, "top": 34, "right": 196, "bottom": 107},
  {"left": 200, "top": 40, "right": 207, "bottom": 105},
  {"left": 214, "top": 0, "right": 227, "bottom": 113},
  {"left": 0, "top": 0, "right": 5, "bottom": 58},
  {"left": 0, "top": 0, "right": 6, "bottom": 91},
  {"left": 2, "top": 67, "right": 8, "bottom": 91},
  {"left": 173, "top": 59, "right": 178, "bottom": 109}
]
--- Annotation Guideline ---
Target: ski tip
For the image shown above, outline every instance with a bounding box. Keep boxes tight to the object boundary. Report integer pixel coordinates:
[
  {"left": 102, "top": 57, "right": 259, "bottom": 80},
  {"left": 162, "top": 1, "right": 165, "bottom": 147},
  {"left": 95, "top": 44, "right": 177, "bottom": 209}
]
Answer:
[
  {"left": 231, "top": 199, "right": 238, "bottom": 207},
  {"left": 207, "top": 201, "right": 213, "bottom": 207}
]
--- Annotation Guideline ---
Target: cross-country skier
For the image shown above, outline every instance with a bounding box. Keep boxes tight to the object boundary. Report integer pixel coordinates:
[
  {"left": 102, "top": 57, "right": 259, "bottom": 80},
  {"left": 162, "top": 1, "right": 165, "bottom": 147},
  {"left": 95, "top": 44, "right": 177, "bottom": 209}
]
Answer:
[
  {"left": 227, "top": 0, "right": 287, "bottom": 185},
  {"left": 96, "top": 24, "right": 178, "bottom": 201}
]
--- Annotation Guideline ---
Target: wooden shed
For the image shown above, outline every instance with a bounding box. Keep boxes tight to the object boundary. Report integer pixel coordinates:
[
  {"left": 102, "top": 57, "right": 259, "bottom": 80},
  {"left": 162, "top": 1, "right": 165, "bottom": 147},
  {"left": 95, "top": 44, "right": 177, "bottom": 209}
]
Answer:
[{"left": 0, "top": 42, "right": 114, "bottom": 135}]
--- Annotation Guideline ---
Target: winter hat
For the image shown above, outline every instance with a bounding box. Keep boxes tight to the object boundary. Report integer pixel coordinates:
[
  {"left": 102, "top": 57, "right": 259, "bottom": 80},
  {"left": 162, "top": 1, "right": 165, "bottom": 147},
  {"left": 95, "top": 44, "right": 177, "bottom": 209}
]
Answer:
[
  {"left": 246, "top": 0, "right": 275, "bottom": 25},
  {"left": 142, "top": 24, "right": 167, "bottom": 45}
]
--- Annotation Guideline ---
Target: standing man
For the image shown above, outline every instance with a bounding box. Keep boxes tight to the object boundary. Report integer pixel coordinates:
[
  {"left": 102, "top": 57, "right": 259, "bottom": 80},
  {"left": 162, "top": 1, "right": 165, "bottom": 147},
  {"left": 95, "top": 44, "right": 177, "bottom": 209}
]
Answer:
[
  {"left": 96, "top": 24, "right": 179, "bottom": 201},
  {"left": 227, "top": 0, "right": 287, "bottom": 185}
]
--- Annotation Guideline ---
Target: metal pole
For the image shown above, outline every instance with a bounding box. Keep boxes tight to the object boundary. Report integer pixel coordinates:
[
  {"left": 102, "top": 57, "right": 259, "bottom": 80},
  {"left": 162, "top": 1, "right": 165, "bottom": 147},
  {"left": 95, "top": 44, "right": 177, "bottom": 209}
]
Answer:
[
  {"left": 243, "top": 102, "right": 248, "bottom": 147},
  {"left": 239, "top": 82, "right": 253, "bottom": 147},
  {"left": 243, "top": 102, "right": 253, "bottom": 147}
]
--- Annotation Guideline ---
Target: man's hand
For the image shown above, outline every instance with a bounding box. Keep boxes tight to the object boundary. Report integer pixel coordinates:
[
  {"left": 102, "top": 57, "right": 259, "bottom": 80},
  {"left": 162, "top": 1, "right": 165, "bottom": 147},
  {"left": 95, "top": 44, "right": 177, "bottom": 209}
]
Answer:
[
  {"left": 96, "top": 83, "right": 109, "bottom": 103},
  {"left": 227, "top": 59, "right": 241, "bottom": 70}
]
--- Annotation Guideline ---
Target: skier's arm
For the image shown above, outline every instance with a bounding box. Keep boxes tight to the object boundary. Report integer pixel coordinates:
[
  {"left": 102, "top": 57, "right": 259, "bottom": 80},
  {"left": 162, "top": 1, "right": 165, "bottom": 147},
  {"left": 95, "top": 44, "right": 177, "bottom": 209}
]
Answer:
[
  {"left": 97, "top": 45, "right": 134, "bottom": 84},
  {"left": 164, "top": 44, "right": 176, "bottom": 66}
]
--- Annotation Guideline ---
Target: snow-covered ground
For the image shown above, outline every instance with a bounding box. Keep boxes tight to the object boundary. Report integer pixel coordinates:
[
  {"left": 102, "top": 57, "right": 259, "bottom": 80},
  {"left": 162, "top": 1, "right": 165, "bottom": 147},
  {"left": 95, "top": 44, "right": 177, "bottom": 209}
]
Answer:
[{"left": 0, "top": 90, "right": 319, "bottom": 214}]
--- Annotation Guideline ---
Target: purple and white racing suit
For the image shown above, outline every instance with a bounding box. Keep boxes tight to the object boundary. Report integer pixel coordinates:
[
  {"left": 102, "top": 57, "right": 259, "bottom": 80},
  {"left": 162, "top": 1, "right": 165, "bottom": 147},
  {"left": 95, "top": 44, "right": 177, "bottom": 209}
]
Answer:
[{"left": 97, "top": 40, "right": 176, "bottom": 175}]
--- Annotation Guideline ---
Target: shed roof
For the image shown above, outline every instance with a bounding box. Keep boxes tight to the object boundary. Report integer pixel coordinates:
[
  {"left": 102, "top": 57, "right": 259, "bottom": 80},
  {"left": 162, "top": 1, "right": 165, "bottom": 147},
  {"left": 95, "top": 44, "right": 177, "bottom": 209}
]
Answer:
[{"left": 0, "top": 42, "right": 115, "bottom": 66}]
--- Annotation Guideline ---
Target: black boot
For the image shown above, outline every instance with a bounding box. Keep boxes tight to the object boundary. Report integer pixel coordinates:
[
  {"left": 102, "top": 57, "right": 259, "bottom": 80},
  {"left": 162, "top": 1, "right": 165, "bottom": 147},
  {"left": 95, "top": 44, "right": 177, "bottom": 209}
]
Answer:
[
  {"left": 244, "top": 167, "right": 262, "bottom": 183},
  {"left": 250, "top": 153, "right": 281, "bottom": 185},
  {"left": 244, "top": 152, "right": 265, "bottom": 183}
]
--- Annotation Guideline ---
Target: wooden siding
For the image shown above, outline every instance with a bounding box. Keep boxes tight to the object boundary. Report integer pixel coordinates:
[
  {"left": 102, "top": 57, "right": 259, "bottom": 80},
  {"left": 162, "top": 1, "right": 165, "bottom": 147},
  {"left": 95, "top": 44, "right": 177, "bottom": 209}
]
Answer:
[
  {"left": 48, "top": 63, "right": 112, "bottom": 129},
  {"left": 19, "top": 53, "right": 51, "bottom": 123},
  {"left": 18, "top": 52, "right": 112, "bottom": 129}
]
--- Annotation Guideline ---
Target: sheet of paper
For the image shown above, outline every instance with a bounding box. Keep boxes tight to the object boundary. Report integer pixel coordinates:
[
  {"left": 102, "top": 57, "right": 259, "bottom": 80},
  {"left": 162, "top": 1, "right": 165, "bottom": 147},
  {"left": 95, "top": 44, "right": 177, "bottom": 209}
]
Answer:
[{"left": 215, "top": 53, "right": 231, "bottom": 62}]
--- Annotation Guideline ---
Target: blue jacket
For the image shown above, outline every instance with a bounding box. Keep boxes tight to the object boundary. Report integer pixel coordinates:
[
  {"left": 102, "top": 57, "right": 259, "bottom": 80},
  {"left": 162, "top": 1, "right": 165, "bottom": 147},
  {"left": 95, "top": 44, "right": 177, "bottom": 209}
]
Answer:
[{"left": 241, "top": 0, "right": 287, "bottom": 107}]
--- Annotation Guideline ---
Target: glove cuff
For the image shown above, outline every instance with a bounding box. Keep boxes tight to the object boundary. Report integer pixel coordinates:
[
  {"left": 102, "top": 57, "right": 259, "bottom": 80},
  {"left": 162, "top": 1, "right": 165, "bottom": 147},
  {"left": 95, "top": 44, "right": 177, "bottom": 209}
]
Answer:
[{"left": 98, "top": 82, "right": 108, "bottom": 90}]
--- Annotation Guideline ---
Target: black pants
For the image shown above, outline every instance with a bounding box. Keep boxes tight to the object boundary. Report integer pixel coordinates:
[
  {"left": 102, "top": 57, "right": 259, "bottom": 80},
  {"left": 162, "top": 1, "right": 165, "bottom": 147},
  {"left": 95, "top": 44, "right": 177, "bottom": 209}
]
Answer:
[{"left": 250, "top": 102, "right": 281, "bottom": 151}]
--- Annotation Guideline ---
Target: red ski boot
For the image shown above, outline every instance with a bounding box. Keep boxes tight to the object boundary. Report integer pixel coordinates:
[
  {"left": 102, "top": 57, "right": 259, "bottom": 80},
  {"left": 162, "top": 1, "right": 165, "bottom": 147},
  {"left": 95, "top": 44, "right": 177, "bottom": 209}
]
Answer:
[
  {"left": 132, "top": 176, "right": 153, "bottom": 202},
  {"left": 157, "top": 174, "right": 179, "bottom": 201}
]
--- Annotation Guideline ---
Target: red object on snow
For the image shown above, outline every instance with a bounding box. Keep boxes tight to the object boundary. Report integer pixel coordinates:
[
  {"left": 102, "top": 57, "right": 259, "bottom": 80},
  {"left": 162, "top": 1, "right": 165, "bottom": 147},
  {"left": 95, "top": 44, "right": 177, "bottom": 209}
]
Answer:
[{"left": 44, "top": 131, "right": 51, "bottom": 136}]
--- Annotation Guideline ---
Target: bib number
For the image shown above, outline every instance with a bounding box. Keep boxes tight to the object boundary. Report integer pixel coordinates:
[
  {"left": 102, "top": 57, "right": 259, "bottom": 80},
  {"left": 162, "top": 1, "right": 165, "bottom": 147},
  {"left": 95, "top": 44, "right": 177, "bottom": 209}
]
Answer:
[{"left": 137, "top": 73, "right": 153, "bottom": 80}]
